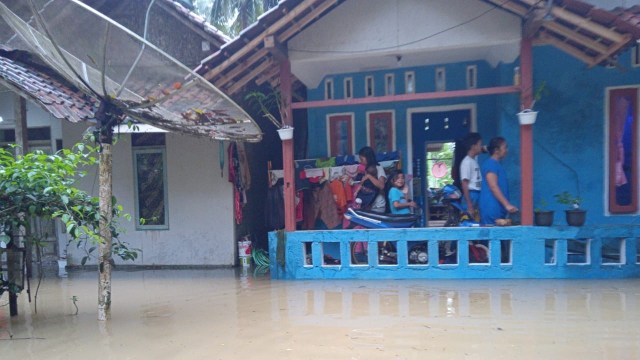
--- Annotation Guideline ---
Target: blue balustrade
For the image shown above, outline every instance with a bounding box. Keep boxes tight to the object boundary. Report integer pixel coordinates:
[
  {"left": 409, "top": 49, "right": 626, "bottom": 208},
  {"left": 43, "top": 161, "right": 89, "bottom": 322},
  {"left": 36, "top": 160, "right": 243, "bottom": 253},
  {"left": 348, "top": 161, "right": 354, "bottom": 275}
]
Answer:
[{"left": 268, "top": 225, "right": 640, "bottom": 279}]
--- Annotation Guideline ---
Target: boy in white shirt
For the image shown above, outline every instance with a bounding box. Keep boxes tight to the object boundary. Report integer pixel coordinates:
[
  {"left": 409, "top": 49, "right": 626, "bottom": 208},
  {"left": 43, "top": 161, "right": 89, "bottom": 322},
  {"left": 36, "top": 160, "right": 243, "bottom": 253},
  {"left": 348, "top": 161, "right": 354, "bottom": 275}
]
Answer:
[{"left": 459, "top": 133, "right": 484, "bottom": 216}]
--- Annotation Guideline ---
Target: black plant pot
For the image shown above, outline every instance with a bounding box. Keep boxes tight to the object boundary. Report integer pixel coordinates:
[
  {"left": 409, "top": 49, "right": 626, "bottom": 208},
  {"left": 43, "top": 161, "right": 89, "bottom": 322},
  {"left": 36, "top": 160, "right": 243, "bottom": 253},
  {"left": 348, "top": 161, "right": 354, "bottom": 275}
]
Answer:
[
  {"left": 565, "top": 209, "right": 586, "bottom": 226},
  {"left": 534, "top": 210, "right": 554, "bottom": 226}
]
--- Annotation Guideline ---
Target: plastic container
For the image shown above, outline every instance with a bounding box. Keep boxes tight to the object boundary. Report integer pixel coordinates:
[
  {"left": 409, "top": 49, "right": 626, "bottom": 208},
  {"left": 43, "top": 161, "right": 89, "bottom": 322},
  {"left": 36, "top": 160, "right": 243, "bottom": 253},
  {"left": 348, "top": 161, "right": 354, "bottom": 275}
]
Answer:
[{"left": 238, "top": 238, "right": 252, "bottom": 267}]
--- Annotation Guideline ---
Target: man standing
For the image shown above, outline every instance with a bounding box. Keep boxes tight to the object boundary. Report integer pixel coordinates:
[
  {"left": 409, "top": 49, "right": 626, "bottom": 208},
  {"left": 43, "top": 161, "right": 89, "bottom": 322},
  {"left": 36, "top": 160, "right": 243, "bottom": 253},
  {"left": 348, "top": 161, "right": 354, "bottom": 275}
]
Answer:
[{"left": 459, "top": 133, "right": 484, "bottom": 218}]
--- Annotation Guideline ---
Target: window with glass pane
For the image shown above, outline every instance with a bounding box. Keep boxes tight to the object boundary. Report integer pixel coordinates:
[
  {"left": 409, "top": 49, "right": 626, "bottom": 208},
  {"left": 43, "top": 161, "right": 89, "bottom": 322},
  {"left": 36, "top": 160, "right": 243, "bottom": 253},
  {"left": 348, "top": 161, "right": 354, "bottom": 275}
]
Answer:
[
  {"left": 368, "top": 111, "right": 393, "bottom": 153},
  {"left": 608, "top": 88, "right": 638, "bottom": 213},
  {"left": 385, "top": 74, "right": 395, "bottom": 96},
  {"left": 134, "top": 148, "right": 168, "bottom": 229},
  {"left": 405, "top": 71, "right": 415, "bottom": 94},
  {"left": 365, "top": 76, "right": 374, "bottom": 97},
  {"left": 325, "top": 79, "right": 334, "bottom": 100},
  {"left": 344, "top": 78, "right": 353, "bottom": 99},
  {"left": 328, "top": 114, "right": 353, "bottom": 156}
]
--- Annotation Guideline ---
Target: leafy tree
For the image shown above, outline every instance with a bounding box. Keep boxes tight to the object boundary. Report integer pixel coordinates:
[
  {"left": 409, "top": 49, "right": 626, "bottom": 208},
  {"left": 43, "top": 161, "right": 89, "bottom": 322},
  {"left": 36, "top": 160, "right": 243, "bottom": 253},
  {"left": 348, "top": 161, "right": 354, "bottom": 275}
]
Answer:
[
  {"left": 194, "top": 0, "right": 278, "bottom": 37},
  {"left": 0, "top": 142, "right": 138, "bottom": 294}
]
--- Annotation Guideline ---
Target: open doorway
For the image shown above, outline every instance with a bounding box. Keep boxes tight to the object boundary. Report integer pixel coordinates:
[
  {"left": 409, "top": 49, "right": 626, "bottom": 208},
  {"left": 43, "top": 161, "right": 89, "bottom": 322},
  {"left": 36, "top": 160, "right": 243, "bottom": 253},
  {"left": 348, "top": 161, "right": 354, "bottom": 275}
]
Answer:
[{"left": 408, "top": 105, "right": 474, "bottom": 226}]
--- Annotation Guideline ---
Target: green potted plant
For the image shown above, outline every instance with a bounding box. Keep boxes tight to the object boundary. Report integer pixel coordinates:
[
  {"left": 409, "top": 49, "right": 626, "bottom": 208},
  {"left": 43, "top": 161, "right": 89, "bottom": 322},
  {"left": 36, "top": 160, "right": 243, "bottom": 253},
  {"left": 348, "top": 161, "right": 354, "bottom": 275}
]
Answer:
[
  {"left": 534, "top": 197, "right": 554, "bottom": 226},
  {"left": 517, "top": 80, "right": 547, "bottom": 125},
  {"left": 245, "top": 86, "right": 292, "bottom": 140},
  {"left": 554, "top": 191, "right": 586, "bottom": 226}
]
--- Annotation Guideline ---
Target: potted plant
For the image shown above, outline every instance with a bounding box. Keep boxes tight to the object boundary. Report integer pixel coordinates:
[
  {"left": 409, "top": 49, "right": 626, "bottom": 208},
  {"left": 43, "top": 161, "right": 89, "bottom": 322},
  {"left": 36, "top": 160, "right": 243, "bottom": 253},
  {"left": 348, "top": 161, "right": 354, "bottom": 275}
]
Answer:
[
  {"left": 554, "top": 191, "right": 586, "bottom": 226},
  {"left": 245, "top": 86, "right": 293, "bottom": 140},
  {"left": 517, "top": 80, "right": 547, "bottom": 125},
  {"left": 534, "top": 198, "right": 554, "bottom": 226}
]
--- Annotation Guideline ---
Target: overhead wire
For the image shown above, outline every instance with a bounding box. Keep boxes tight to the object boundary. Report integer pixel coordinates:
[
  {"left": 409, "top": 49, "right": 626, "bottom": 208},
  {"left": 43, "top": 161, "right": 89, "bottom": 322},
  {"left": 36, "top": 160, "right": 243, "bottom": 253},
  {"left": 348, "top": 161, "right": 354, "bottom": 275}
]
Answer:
[{"left": 288, "top": 0, "right": 528, "bottom": 55}]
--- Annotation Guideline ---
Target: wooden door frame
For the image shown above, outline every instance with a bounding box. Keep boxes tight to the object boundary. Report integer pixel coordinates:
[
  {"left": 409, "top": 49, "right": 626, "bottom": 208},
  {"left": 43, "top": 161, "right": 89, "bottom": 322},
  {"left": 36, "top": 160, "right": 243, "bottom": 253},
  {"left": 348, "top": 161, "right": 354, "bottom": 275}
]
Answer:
[{"left": 405, "top": 103, "right": 477, "bottom": 178}]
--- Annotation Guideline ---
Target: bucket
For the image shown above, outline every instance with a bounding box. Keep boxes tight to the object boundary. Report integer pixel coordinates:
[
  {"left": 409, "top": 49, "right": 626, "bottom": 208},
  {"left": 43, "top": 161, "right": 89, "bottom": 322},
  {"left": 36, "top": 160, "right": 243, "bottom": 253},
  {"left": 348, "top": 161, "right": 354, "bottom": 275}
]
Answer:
[
  {"left": 277, "top": 127, "right": 294, "bottom": 140},
  {"left": 238, "top": 239, "right": 252, "bottom": 266},
  {"left": 517, "top": 109, "right": 537, "bottom": 125}
]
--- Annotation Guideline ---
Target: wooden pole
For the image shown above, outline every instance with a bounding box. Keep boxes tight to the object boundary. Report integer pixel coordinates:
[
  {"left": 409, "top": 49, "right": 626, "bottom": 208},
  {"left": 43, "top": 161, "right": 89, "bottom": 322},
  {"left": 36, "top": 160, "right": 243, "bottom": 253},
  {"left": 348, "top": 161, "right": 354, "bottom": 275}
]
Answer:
[
  {"left": 520, "top": 37, "right": 534, "bottom": 225},
  {"left": 96, "top": 103, "right": 115, "bottom": 321},
  {"left": 9, "top": 95, "right": 28, "bottom": 316},
  {"left": 280, "top": 59, "right": 296, "bottom": 231},
  {"left": 13, "top": 95, "right": 28, "bottom": 156}
]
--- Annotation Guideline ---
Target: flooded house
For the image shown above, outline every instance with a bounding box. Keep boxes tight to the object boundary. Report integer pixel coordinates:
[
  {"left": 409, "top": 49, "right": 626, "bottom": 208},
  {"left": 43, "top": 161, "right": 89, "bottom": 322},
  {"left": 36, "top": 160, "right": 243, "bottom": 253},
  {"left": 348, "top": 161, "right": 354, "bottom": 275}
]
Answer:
[
  {"left": 0, "top": 0, "right": 259, "bottom": 270},
  {"left": 198, "top": 0, "right": 640, "bottom": 279}
]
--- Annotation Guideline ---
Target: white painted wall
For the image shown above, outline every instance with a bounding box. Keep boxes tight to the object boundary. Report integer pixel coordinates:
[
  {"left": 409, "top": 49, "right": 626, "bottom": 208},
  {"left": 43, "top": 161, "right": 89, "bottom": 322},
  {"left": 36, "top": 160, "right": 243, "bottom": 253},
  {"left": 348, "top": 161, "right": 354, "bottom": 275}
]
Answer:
[
  {"left": 61, "top": 121, "right": 237, "bottom": 266},
  {"left": 288, "top": 0, "right": 521, "bottom": 87},
  {"left": 0, "top": 88, "right": 63, "bottom": 146}
]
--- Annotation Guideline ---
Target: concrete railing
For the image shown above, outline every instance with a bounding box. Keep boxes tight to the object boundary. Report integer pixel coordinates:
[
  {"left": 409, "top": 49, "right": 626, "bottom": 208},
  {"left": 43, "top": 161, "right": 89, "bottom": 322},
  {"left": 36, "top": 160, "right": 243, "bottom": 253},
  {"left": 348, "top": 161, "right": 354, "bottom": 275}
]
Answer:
[{"left": 268, "top": 225, "right": 640, "bottom": 279}]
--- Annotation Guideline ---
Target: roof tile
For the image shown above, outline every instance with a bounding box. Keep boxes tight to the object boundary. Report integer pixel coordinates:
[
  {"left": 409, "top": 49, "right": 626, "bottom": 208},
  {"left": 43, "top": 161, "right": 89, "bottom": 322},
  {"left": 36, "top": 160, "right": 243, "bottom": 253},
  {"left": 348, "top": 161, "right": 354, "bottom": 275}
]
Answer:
[{"left": 0, "top": 51, "right": 97, "bottom": 123}]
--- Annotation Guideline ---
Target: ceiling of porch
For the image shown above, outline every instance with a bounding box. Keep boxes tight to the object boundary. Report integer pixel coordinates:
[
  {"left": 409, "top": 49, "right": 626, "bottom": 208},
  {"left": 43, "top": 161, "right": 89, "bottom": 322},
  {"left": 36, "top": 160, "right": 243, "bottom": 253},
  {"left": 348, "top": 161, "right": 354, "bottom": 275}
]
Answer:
[{"left": 197, "top": 0, "right": 640, "bottom": 97}]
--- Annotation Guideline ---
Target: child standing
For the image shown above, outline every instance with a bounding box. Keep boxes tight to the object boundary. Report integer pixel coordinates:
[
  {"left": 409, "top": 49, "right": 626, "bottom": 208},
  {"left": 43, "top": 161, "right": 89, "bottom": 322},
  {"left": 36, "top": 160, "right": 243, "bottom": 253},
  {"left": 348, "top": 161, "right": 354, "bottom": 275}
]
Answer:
[{"left": 387, "top": 171, "right": 417, "bottom": 214}]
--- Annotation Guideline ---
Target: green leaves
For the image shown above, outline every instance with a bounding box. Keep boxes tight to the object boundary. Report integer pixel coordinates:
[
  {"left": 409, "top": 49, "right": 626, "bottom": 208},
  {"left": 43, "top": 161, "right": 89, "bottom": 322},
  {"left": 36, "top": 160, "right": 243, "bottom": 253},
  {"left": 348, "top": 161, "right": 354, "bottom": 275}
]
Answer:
[{"left": 0, "top": 142, "right": 138, "bottom": 263}]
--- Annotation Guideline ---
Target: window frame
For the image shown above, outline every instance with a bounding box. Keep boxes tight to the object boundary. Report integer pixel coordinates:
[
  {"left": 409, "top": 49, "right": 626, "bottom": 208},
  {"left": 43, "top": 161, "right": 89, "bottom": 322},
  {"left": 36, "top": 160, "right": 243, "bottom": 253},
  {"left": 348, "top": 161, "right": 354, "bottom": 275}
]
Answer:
[
  {"left": 365, "top": 76, "right": 374, "bottom": 97},
  {"left": 366, "top": 110, "right": 395, "bottom": 153},
  {"left": 344, "top": 77, "right": 353, "bottom": 99},
  {"left": 326, "top": 113, "right": 355, "bottom": 156},
  {"left": 633, "top": 45, "right": 640, "bottom": 68},
  {"left": 466, "top": 65, "right": 477, "bottom": 89},
  {"left": 384, "top": 73, "right": 395, "bottom": 96},
  {"left": 133, "top": 146, "right": 170, "bottom": 230},
  {"left": 325, "top": 78, "right": 334, "bottom": 100},
  {"left": 435, "top": 67, "right": 446, "bottom": 91},
  {"left": 606, "top": 87, "right": 638, "bottom": 214},
  {"left": 405, "top": 71, "right": 415, "bottom": 94}
]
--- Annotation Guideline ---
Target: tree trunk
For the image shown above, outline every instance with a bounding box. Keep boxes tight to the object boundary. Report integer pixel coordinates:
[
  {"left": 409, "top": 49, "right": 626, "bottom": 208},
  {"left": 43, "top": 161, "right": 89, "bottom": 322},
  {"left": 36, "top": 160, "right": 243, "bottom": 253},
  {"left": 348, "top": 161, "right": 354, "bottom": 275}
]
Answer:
[
  {"left": 9, "top": 95, "right": 29, "bottom": 315},
  {"left": 97, "top": 143, "right": 113, "bottom": 321}
]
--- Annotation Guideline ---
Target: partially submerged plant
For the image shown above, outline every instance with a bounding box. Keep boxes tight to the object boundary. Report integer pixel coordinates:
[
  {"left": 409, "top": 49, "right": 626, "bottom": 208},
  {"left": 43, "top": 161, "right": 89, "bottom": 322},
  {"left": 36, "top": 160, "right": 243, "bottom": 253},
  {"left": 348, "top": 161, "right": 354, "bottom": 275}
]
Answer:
[
  {"left": 554, "top": 191, "right": 581, "bottom": 209},
  {"left": 245, "top": 86, "right": 288, "bottom": 129}
]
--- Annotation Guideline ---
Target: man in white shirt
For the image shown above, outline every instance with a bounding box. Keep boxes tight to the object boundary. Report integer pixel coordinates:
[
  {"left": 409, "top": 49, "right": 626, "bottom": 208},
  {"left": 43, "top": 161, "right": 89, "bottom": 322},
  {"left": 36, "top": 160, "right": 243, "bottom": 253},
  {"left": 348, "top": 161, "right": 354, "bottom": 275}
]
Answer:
[{"left": 459, "top": 133, "right": 484, "bottom": 216}]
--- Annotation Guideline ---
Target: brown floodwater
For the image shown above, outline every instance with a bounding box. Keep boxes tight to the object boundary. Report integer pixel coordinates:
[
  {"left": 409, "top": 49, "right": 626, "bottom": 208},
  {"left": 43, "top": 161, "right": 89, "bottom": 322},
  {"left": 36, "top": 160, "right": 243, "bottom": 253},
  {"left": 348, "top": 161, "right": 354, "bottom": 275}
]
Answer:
[{"left": 1, "top": 268, "right": 640, "bottom": 359}]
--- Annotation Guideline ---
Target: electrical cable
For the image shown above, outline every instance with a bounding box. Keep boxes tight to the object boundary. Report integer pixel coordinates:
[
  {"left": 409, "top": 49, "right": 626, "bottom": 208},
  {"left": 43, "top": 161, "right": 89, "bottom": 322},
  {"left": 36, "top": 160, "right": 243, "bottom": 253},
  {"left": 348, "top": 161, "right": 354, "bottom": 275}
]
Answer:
[{"left": 289, "top": 0, "right": 530, "bottom": 55}]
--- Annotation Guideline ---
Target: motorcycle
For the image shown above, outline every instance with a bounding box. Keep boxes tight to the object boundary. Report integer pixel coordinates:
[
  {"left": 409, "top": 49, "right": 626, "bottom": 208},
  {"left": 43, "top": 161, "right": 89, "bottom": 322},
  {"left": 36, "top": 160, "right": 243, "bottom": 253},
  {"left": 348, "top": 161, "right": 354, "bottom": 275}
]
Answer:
[
  {"left": 344, "top": 208, "right": 423, "bottom": 264},
  {"left": 429, "top": 184, "right": 477, "bottom": 227}
]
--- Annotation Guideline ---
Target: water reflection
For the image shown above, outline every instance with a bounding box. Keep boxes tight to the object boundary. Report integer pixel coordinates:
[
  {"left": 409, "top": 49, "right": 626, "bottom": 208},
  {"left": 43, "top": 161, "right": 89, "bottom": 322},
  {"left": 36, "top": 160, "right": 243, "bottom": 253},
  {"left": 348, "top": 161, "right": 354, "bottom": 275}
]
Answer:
[{"left": 1, "top": 270, "right": 639, "bottom": 359}]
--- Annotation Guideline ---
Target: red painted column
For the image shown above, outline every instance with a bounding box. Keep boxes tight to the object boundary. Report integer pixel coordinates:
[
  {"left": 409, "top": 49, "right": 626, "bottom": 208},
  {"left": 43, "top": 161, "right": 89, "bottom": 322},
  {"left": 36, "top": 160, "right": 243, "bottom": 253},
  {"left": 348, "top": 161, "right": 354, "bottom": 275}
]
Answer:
[
  {"left": 280, "top": 59, "right": 296, "bottom": 231},
  {"left": 519, "top": 37, "right": 534, "bottom": 225}
]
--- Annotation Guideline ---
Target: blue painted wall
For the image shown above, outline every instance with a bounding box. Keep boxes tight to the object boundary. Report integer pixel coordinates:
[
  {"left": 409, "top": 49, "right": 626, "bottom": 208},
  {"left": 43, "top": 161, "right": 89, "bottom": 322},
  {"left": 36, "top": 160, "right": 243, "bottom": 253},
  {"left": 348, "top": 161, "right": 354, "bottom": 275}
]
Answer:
[
  {"left": 503, "top": 45, "right": 640, "bottom": 225},
  {"left": 269, "top": 225, "right": 640, "bottom": 279},
  {"left": 304, "top": 46, "right": 640, "bottom": 225},
  {"left": 306, "top": 60, "right": 503, "bottom": 163}
]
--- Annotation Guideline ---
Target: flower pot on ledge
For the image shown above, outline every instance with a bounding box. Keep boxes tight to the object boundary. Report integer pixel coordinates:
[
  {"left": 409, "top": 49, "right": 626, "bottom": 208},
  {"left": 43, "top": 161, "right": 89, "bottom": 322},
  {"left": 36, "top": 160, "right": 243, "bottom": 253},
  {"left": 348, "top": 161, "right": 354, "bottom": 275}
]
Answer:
[
  {"left": 534, "top": 210, "right": 554, "bottom": 226},
  {"left": 517, "top": 109, "right": 538, "bottom": 125},
  {"left": 565, "top": 209, "right": 586, "bottom": 226},
  {"left": 277, "top": 126, "right": 294, "bottom": 140}
]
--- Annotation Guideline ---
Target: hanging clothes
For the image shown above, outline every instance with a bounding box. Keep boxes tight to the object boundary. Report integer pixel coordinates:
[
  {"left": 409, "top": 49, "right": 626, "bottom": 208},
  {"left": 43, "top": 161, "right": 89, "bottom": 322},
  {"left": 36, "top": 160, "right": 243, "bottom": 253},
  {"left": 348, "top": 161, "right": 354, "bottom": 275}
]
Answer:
[
  {"left": 235, "top": 141, "right": 251, "bottom": 190},
  {"left": 228, "top": 142, "right": 244, "bottom": 224}
]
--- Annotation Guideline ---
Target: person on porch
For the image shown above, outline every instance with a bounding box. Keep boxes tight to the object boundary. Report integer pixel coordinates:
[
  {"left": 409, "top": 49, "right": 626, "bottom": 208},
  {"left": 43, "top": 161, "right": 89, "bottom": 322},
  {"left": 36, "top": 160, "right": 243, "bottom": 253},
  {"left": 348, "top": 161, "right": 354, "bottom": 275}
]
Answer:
[
  {"left": 455, "top": 132, "right": 484, "bottom": 220},
  {"left": 388, "top": 171, "right": 418, "bottom": 214},
  {"left": 479, "top": 137, "right": 518, "bottom": 225},
  {"left": 357, "top": 146, "right": 387, "bottom": 213}
]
